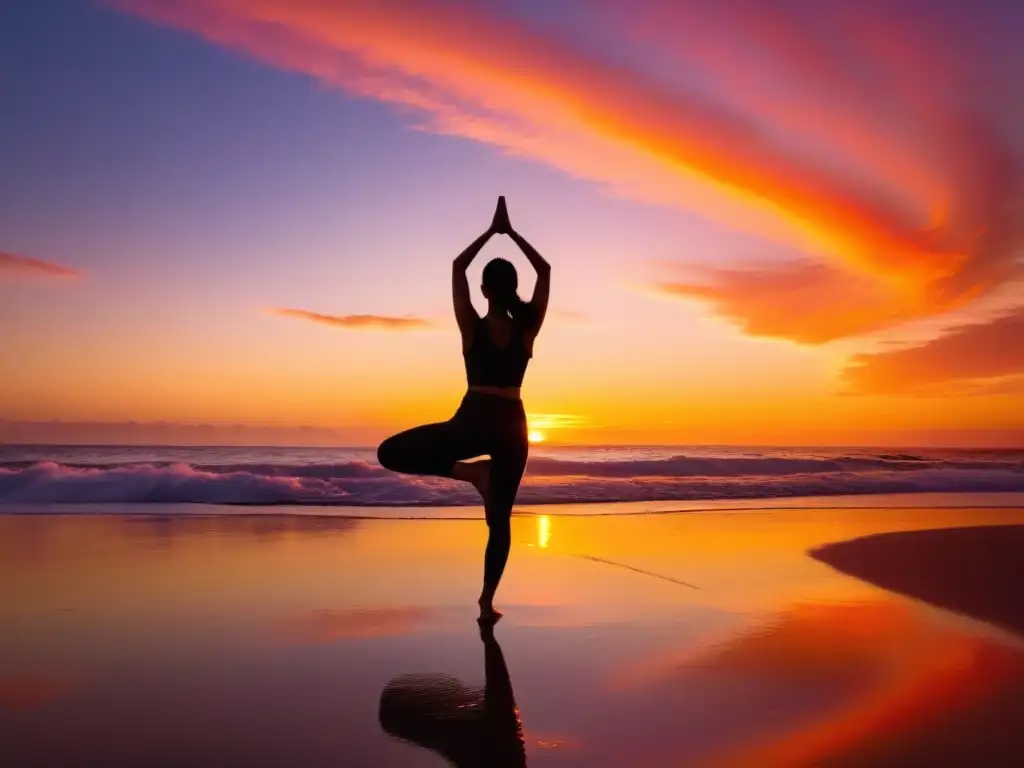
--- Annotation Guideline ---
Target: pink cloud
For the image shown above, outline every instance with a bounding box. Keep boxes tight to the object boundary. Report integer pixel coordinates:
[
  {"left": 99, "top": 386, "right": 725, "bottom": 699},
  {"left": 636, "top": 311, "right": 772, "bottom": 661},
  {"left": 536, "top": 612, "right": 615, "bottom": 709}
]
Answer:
[
  {"left": 0, "top": 252, "right": 81, "bottom": 279},
  {"left": 270, "top": 307, "right": 433, "bottom": 331}
]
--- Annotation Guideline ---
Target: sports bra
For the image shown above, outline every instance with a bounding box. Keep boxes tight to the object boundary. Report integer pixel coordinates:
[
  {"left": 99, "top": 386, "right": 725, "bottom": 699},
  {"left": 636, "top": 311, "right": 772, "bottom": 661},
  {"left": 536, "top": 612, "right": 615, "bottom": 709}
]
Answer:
[{"left": 464, "top": 317, "right": 531, "bottom": 388}]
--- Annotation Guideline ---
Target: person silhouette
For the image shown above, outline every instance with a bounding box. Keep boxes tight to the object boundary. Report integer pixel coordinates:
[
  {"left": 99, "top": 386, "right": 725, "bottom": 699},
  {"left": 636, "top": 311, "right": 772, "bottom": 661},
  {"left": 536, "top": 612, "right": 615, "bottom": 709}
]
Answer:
[
  {"left": 378, "top": 622, "right": 527, "bottom": 767},
  {"left": 377, "top": 197, "right": 550, "bottom": 621}
]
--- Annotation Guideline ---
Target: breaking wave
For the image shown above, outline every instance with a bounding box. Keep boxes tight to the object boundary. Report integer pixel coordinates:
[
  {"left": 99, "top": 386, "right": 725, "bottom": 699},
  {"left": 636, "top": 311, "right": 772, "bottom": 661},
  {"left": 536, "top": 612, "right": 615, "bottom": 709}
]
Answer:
[{"left": 1, "top": 453, "right": 1022, "bottom": 506}]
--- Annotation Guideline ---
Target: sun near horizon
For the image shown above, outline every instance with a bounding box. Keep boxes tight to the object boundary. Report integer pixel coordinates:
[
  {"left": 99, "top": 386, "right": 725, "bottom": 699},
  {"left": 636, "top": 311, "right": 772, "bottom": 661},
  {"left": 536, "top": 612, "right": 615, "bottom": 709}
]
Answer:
[{"left": 2, "top": 1, "right": 1023, "bottom": 449}]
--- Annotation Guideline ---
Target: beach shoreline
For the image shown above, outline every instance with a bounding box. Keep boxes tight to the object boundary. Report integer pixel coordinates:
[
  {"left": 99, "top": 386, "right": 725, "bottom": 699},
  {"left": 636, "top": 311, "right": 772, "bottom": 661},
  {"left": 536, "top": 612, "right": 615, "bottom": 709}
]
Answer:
[
  {"left": 4, "top": 489, "right": 1024, "bottom": 521},
  {"left": 4, "top": 501, "right": 1024, "bottom": 765}
]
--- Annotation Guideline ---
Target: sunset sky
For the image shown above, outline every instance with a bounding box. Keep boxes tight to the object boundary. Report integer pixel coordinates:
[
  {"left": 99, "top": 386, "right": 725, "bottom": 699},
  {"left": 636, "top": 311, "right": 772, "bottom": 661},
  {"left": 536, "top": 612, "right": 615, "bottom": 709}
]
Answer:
[{"left": 3, "top": 0, "right": 1023, "bottom": 446}]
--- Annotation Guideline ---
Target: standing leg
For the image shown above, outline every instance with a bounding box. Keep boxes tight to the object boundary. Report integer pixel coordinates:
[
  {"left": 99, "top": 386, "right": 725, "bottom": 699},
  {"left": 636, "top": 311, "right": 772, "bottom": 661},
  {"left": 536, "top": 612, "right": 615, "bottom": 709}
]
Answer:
[{"left": 478, "top": 440, "right": 528, "bottom": 620}]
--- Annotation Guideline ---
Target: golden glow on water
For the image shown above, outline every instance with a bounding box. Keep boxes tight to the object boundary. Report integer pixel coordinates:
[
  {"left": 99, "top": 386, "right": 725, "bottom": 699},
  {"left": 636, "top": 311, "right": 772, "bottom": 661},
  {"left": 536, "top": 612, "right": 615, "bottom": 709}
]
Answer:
[
  {"left": 3, "top": 507, "right": 1024, "bottom": 765},
  {"left": 537, "top": 515, "right": 551, "bottom": 549}
]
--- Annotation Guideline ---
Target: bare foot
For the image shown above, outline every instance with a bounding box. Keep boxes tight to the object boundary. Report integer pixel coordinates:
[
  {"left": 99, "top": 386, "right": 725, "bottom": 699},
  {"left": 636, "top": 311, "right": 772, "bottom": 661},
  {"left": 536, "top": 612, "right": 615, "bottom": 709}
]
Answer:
[{"left": 470, "top": 460, "right": 491, "bottom": 505}]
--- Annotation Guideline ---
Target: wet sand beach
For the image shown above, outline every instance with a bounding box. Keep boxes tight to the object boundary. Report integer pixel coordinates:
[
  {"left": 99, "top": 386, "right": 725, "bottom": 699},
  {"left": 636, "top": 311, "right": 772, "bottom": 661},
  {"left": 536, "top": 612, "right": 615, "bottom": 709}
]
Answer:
[{"left": 3, "top": 502, "right": 1024, "bottom": 766}]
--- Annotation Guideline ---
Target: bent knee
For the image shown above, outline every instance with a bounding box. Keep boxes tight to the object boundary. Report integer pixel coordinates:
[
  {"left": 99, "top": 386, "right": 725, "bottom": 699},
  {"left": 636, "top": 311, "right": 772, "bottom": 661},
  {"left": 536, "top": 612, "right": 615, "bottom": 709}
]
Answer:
[{"left": 376, "top": 436, "right": 403, "bottom": 471}]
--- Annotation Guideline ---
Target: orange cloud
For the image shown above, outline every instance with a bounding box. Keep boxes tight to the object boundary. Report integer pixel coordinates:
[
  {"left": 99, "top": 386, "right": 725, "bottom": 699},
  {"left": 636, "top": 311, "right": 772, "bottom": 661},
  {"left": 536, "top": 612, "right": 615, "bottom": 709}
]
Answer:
[
  {"left": 965, "top": 375, "right": 1024, "bottom": 397},
  {"left": 842, "top": 309, "right": 1024, "bottom": 395},
  {"left": 655, "top": 262, "right": 911, "bottom": 344},
  {"left": 270, "top": 307, "right": 432, "bottom": 331},
  {"left": 0, "top": 252, "right": 80, "bottom": 279},
  {"left": 608, "top": 1, "right": 988, "bottom": 227},
  {"left": 112, "top": 1, "right": 951, "bottom": 275},
  {"left": 527, "top": 413, "right": 588, "bottom": 431},
  {"left": 113, "top": 0, "right": 1023, "bottom": 343}
]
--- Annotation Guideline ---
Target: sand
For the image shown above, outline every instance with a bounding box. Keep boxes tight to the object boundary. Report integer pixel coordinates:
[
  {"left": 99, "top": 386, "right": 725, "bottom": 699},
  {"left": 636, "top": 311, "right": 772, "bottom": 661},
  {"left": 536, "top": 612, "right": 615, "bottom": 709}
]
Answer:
[{"left": 2, "top": 502, "right": 1024, "bottom": 766}]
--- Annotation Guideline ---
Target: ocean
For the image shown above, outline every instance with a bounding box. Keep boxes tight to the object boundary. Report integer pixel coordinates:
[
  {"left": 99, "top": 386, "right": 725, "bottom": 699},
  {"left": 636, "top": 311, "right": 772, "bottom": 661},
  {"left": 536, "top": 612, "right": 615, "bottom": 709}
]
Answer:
[{"left": 2, "top": 444, "right": 1024, "bottom": 515}]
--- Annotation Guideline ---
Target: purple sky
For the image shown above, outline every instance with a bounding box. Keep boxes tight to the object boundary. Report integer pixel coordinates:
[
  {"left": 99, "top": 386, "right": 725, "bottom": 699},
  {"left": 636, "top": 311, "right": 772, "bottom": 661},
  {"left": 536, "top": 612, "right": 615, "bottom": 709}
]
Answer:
[{"left": 3, "top": 0, "right": 1023, "bottom": 446}]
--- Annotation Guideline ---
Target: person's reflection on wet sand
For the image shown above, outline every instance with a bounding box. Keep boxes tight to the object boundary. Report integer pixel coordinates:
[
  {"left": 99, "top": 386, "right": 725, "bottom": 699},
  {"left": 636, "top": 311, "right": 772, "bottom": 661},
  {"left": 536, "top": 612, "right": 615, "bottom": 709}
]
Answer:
[{"left": 379, "top": 622, "right": 527, "bottom": 767}]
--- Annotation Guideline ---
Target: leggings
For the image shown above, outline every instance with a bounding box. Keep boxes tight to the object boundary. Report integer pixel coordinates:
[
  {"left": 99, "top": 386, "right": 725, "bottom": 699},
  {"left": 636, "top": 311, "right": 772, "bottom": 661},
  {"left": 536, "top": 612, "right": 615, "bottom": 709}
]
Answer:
[{"left": 377, "top": 392, "right": 528, "bottom": 587}]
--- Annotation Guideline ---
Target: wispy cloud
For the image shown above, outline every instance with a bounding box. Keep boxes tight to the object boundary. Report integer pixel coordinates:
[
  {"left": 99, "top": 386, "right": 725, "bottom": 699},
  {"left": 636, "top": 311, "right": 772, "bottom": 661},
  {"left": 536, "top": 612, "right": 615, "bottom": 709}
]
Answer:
[
  {"left": 527, "top": 413, "right": 589, "bottom": 431},
  {"left": 655, "top": 262, "right": 908, "bottom": 344},
  {"left": 113, "top": 0, "right": 1024, "bottom": 343},
  {"left": 270, "top": 307, "right": 433, "bottom": 331},
  {"left": 0, "top": 252, "right": 81, "bottom": 279},
  {"left": 842, "top": 309, "right": 1024, "bottom": 395},
  {"left": 619, "top": 1, "right": 1024, "bottom": 342}
]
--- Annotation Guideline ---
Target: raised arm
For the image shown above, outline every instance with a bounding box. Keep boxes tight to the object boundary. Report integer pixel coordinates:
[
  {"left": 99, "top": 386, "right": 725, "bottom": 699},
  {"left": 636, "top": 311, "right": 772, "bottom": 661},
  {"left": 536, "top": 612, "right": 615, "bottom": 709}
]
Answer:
[
  {"left": 453, "top": 229, "right": 494, "bottom": 340},
  {"left": 509, "top": 229, "right": 550, "bottom": 333}
]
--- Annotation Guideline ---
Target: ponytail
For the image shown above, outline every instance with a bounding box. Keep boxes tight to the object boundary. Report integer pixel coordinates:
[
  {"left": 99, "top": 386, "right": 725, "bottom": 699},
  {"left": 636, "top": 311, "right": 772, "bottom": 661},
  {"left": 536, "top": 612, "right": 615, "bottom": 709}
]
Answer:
[
  {"left": 507, "top": 293, "right": 533, "bottom": 331},
  {"left": 495, "top": 290, "right": 533, "bottom": 331}
]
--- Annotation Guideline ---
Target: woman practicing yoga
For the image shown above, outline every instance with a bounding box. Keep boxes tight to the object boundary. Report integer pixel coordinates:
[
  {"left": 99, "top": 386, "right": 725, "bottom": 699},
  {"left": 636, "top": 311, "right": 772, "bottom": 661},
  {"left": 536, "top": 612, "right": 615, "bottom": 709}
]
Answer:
[{"left": 377, "top": 197, "right": 550, "bottom": 621}]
